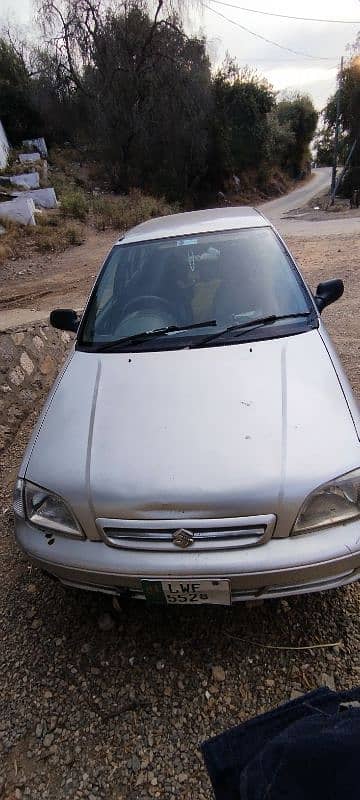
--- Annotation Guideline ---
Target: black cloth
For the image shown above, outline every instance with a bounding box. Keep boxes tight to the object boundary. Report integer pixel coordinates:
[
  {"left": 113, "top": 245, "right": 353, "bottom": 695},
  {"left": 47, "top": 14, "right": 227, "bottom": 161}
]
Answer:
[{"left": 201, "top": 687, "right": 360, "bottom": 800}]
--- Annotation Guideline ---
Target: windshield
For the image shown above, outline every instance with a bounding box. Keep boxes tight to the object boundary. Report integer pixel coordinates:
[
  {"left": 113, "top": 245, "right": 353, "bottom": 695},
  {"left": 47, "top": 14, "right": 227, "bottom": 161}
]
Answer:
[{"left": 79, "top": 227, "right": 313, "bottom": 349}]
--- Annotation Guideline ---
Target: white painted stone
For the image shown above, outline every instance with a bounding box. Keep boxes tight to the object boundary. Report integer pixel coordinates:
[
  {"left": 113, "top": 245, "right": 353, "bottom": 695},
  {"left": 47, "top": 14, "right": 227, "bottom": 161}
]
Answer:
[
  {"left": 19, "top": 153, "right": 41, "bottom": 164},
  {"left": 11, "top": 188, "right": 58, "bottom": 209},
  {"left": 20, "top": 352, "right": 34, "bottom": 375},
  {"left": 10, "top": 172, "right": 40, "bottom": 190},
  {"left": 22, "top": 138, "right": 48, "bottom": 158},
  {"left": 0, "top": 197, "right": 36, "bottom": 226},
  {"left": 0, "top": 121, "right": 9, "bottom": 169}
]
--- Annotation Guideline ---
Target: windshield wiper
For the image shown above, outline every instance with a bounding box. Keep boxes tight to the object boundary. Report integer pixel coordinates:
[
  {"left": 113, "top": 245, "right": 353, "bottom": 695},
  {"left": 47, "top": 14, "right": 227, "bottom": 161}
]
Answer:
[
  {"left": 189, "top": 312, "right": 312, "bottom": 349},
  {"left": 90, "top": 319, "right": 217, "bottom": 352}
]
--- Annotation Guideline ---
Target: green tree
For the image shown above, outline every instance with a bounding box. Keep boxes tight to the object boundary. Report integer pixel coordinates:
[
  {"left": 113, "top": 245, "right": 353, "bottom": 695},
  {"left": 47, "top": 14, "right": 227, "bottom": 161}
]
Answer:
[
  {"left": 0, "top": 37, "right": 41, "bottom": 143},
  {"left": 35, "top": 0, "right": 212, "bottom": 198},
  {"left": 275, "top": 92, "right": 318, "bottom": 178},
  {"left": 320, "top": 56, "right": 360, "bottom": 194},
  {"left": 207, "top": 59, "right": 275, "bottom": 189}
]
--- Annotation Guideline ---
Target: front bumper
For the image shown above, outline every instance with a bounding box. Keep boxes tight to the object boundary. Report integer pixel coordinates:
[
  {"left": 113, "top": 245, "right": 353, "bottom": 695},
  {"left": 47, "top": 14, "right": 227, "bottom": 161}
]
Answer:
[{"left": 15, "top": 518, "right": 360, "bottom": 602}]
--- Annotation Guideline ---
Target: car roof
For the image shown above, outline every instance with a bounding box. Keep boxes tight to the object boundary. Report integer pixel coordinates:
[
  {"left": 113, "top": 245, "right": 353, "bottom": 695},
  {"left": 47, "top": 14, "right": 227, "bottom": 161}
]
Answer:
[{"left": 116, "top": 206, "right": 269, "bottom": 245}]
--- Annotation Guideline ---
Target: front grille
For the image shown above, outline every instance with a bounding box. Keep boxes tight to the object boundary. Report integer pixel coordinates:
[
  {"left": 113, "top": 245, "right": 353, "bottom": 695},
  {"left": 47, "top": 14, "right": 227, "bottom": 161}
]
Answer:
[{"left": 97, "top": 515, "right": 275, "bottom": 552}]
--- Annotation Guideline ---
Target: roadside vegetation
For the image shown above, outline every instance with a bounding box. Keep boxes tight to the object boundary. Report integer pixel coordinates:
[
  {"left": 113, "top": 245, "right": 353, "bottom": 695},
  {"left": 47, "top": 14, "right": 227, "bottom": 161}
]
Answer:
[
  {"left": 314, "top": 50, "right": 360, "bottom": 197},
  {"left": 0, "top": 0, "right": 322, "bottom": 264},
  {"left": 0, "top": 2, "right": 318, "bottom": 205},
  {"left": 0, "top": 179, "right": 175, "bottom": 262}
]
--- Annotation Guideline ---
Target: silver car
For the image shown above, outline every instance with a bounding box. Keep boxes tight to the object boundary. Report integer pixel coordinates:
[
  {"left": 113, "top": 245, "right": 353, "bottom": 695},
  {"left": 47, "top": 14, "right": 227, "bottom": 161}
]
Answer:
[{"left": 14, "top": 207, "right": 360, "bottom": 605}]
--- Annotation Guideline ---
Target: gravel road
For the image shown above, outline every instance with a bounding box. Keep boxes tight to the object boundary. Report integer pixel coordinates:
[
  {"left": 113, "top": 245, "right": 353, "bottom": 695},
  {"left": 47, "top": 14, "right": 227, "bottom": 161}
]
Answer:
[{"left": 1, "top": 232, "right": 360, "bottom": 799}]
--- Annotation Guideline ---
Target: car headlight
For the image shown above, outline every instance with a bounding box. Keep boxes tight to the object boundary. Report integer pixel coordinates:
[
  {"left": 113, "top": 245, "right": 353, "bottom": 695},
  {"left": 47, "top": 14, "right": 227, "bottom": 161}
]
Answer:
[
  {"left": 292, "top": 468, "right": 360, "bottom": 535},
  {"left": 13, "top": 478, "right": 83, "bottom": 538}
]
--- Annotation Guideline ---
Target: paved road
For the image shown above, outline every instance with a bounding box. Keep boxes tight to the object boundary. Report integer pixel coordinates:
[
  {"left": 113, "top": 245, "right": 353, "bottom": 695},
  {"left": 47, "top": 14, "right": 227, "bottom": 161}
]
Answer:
[
  {"left": 260, "top": 168, "right": 331, "bottom": 219},
  {"left": 260, "top": 167, "right": 359, "bottom": 237}
]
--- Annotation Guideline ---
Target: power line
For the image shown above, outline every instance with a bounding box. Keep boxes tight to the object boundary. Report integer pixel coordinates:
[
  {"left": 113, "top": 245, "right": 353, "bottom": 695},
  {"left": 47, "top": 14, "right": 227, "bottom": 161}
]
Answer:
[
  {"left": 209, "top": 0, "right": 360, "bottom": 25},
  {"left": 203, "top": 3, "right": 338, "bottom": 61}
]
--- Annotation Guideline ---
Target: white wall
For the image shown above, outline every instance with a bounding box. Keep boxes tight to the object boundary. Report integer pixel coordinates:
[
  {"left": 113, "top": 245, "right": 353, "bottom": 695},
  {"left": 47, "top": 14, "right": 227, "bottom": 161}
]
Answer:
[{"left": 0, "top": 120, "right": 9, "bottom": 169}]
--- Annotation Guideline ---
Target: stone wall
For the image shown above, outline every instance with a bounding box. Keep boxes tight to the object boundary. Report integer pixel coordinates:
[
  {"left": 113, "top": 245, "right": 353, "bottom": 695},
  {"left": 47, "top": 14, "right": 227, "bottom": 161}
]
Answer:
[{"left": 0, "top": 322, "right": 74, "bottom": 453}]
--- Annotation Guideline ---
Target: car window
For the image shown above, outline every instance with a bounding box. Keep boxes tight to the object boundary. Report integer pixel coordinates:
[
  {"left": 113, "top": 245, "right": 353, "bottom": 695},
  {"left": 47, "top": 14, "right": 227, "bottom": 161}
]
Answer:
[{"left": 79, "top": 227, "right": 312, "bottom": 346}]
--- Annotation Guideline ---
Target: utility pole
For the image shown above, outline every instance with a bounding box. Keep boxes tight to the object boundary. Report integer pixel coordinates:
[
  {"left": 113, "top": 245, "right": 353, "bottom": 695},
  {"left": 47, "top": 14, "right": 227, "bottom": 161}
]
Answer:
[{"left": 330, "top": 56, "right": 344, "bottom": 205}]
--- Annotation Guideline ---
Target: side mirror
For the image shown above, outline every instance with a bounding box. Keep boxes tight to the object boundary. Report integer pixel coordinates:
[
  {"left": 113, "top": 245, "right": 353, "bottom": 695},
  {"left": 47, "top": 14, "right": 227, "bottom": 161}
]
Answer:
[
  {"left": 50, "top": 308, "right": 79, "bottom": 332},
  {"left": 314, "top": 279, "right": 344, "bottom": 313}
]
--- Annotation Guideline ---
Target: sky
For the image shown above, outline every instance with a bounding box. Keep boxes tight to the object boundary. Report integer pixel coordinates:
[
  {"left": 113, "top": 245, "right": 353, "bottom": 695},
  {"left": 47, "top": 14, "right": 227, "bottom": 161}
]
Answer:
[{"left": 2, "top": 0, "right": 360, "bottom": 109}]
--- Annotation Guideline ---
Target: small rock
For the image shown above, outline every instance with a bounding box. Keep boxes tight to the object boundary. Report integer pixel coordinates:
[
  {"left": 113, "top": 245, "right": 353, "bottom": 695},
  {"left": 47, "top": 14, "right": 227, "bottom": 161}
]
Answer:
[
  {"left": 31, "top": 618, "right": 42, "bottom": 630},
  {"left": 290, "top": 689, "right": 303, "bottom": 700},
  {"left": 20, "top": 352, "right": 34, "bottom": 375},
  {"left": 15, "top": 789, "right": 22, "bottom": 800},
  {"left": 131, "top": 755, "right": 141, "bottom": 771},
  {"left": 97, "top": 613, "right": 115, "bottom": 632},
  {"left": 43, "top": 733, "right": 54, "bottom": 748},
  {"left": 265, "top": 679, "right": 275, "bottom": 688},
  {"left": 321, "top": 672, "right": 336, "bottom": 691},
  {"left": 212, "top": 665, "right": 226, "bottom": 683},
  {"left": 32, "top": 335, "right": 44, "bottom": 351},
  {"left": 35, "top": 721, "right": 43, "bottom": 738},
  {"left": 156, "top": 661, "right": 164, "bottom": 671},
  {"left": 9, "top": 366, "right": 25, "bottom": 387}
]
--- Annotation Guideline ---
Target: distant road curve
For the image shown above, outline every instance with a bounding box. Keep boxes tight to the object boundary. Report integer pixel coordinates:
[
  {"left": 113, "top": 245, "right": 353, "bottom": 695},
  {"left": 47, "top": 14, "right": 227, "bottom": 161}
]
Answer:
[
  {"left": 259, "top": 167, "right": 359, "bottom": 237},
  {"left": 260, "top": 167, "right": 331, "bottom": 220}
]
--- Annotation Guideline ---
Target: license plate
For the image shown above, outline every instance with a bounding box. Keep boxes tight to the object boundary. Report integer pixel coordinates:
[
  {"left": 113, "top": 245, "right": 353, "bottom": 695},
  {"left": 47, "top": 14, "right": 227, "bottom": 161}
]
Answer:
[{"left": 141, "top": 579, "right": 231, "bottom": 605}]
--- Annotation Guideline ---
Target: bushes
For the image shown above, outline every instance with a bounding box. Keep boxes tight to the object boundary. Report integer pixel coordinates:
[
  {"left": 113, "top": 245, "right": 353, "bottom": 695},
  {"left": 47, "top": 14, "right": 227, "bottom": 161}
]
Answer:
[
  {"left": 92, "top": 190, "right": 176, "bottom": 231},
  {"left": 33, "top": 221, "right": 85, "bottom": 251},
  {"left": 61, "top": 189, "right": 89, "bottom": 220},
  {"left": 0, "top": 212, "right": 85, "bottom": 262}
]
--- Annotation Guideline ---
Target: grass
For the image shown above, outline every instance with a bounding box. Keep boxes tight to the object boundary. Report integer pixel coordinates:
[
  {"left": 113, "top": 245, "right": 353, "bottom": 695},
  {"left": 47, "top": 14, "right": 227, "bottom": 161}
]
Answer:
[
  {"left": 0, "top": 211, "right": 85, "bottom": 262},
  {"left": 60, "top": 189, "right": 90, "bottom": 221},
  {"left": 33, "top": 220, "right": 85, "bottom": 252},
  {"left": 92, "top": 188, "right": 176, "bottom": 231},
  {"left": 0, "top": 143, "right": 178, "bottom": 265},
  {"left": 0, "top": 184, "right": 175, "bottom": 264}
]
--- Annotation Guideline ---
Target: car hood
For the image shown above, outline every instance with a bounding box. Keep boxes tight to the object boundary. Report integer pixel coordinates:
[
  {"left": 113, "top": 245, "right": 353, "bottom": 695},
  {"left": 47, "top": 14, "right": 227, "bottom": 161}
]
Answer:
[{"left": 25, "top": 330, "right": 360, "bottom": 537}]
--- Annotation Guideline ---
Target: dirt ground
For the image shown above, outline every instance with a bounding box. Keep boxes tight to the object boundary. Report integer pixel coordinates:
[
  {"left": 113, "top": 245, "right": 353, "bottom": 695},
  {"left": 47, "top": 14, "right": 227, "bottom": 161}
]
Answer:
[
  {"left": 285, "top": 191, "right": 360, "bottom": 223},
  {"left": 0, "top": 230, "right": 360, "bottom": 799},
  {"left": 288, "top": 233, "right": 360, "bottom": 399},
  {"left": 0, "top": 228, "right": 116, "bottom": 319}
]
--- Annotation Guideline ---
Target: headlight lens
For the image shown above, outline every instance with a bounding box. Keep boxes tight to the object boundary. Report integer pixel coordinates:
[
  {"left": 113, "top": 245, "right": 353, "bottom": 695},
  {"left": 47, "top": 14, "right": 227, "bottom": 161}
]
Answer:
[
  {"left": 14, "top": 478, "right": 83, "bottom": 538},
  {"left": 292, "top": 468, "right": 360, "bottom": 535}
]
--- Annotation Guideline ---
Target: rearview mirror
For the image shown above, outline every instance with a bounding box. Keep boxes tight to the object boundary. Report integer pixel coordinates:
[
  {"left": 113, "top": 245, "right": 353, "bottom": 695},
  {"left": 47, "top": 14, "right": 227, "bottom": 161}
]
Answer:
[
  {"left": 50, "top": 308, "right": 79, "bottom": 332},
  {"left": 314, "top": 279, "right": 344, "bottom": 313}
]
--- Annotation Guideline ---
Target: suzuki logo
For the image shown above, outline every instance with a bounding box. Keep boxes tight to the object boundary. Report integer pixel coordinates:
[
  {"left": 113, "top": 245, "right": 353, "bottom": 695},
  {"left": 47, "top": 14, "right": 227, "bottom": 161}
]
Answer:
[{"left": 172, "top": 528, "right": 194, "bottom": 549}]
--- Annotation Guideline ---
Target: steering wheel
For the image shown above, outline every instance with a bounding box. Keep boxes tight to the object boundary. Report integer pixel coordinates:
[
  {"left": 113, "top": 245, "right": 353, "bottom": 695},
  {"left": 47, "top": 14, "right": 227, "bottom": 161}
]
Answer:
[{"left": 121, "top": 295, "right": 175, "bottom": 318}]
